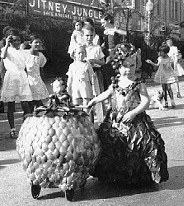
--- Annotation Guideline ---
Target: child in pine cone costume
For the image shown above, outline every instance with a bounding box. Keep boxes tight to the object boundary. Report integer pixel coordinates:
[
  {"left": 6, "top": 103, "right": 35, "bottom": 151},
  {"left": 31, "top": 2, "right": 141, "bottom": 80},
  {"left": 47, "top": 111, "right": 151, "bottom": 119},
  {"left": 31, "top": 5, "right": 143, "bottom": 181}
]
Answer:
[{"left": 87, "top": 43, "right": 169, "bottom": 186}]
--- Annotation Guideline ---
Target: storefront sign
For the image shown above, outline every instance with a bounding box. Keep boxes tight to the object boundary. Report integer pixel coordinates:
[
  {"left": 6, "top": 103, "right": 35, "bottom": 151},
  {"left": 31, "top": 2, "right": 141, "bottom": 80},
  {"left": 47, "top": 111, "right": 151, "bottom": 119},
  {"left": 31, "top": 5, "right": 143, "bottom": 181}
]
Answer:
[
  {"left": 114, "top": 0, "right": 135, "bottom": 9},
  {"left": 28, "top": 0, "right": 103, "bottom": 21}
]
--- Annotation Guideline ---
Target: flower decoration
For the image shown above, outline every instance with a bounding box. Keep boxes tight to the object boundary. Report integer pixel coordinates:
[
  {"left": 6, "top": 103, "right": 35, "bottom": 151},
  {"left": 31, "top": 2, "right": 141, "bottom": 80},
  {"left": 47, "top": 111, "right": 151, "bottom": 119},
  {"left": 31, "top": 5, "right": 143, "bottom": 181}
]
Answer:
[
  {"left": 110, "top": 43, "right": 136, "bottom": 71},
  {"left": 111, "top": 75, "right": 120, "bottom": 88}
]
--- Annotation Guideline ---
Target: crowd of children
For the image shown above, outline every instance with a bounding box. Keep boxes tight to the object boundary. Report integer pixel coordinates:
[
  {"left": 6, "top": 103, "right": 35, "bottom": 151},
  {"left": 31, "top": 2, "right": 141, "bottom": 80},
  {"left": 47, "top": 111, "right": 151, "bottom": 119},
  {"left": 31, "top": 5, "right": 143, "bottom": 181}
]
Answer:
[{"left": 0, "top": 27, "right": 49, "bottom": 139}]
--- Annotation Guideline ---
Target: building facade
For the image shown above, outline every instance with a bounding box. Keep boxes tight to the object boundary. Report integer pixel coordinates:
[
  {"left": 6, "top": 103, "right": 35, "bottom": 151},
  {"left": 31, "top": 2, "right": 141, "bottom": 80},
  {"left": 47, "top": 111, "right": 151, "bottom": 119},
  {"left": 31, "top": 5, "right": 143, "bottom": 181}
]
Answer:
[{"left": 116, "top": 0, "right": 184, "bottom": 40}]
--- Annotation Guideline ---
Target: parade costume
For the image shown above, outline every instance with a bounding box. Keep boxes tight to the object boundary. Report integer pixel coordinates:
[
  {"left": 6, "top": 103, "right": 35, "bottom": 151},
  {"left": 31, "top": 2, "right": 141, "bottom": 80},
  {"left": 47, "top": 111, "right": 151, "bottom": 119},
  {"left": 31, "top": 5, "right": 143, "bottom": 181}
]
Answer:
[
  {"left": 90, "top": 43, "right": 169, "bottom": 186},
  {"left": 92, "top": 79, "right": 169, "bottom": 185}
]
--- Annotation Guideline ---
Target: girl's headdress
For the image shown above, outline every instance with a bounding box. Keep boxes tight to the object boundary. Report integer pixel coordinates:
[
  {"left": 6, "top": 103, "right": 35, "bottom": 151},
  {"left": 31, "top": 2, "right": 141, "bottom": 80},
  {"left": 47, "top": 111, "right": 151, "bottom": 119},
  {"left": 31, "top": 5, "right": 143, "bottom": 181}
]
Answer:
[{"left": 111, "top": 43, "right": 136, "bottom": 71}]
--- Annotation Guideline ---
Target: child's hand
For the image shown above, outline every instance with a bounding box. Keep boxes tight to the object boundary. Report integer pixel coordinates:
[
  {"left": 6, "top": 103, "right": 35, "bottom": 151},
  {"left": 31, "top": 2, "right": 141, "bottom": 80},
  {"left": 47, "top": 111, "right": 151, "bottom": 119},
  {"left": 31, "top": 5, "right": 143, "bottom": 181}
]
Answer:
[
  {"left": 87, "top": 99, "right": 96, "bottom": 108},
  {"left": 122, "top": 111, "right": 136, "bottom": 123},
  {"left": 6, "top": 35, "right": 13, "bottom": 45},
  {"left": 88, "top": 59, "right": 96, "bottom": 65},
  {"left": 101, "top": 42, "right": 105, "bottom": 49},
  {"left": 145, "top": 59, "right": 152, "bottom": 64}
]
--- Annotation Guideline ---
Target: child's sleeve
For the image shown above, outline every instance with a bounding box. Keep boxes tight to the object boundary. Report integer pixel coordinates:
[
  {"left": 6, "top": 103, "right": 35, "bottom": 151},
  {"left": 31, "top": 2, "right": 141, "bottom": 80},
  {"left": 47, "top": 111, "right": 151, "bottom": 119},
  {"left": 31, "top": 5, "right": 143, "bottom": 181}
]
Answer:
[
  {"left": 1, "top": 47, "right": 6, "bottom": 59},
  {"left": 39, "top": 52, "right": 47, "bottom": 67},
  {"left": 157, "top": 57, "right": 162, "bottom": 65},
  {"left": 97, "top": 46, "right": 105, "bottom": 60}
]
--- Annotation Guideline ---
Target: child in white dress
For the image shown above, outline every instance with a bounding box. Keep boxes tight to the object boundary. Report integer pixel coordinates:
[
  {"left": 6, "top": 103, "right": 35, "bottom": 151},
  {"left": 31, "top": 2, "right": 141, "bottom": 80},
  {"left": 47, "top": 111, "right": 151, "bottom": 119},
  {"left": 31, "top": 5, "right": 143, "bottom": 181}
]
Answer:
[
  {"left": 66, "top": 45, "right": 97, "bottom": 121},
  {"left": 1, "top": 29, "right": 32, "bottom": 138},
  {"left": 25, "top": 34, "right": 49, "bottom": 113},
  {"left": 166, "top": 38, "right": 183, "bottom": 98},
  {"left": 68, "top": 20, "right": 84, "bottom": 58},
  {"left": 146, "top": 45, "right": 177, "bottom": 108}
]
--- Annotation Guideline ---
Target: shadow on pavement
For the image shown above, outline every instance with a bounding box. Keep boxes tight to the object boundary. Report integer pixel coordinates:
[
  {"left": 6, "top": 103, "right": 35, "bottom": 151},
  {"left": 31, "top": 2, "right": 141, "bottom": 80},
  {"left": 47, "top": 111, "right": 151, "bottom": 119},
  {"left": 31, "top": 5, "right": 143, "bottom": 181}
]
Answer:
[
  {"left": 0, "top": 159, "right": 20, "bottom": 170},
  {"left": 159, "top": 165, "right": 184, "bottom": 191},
  {"left": 37, "top": 166, "right": 184, "bottom": 201},
  {"left": 0, "top": 138, "right": 17, "bottom": 151},
  {"left": 75, "top": 180, "right": 160, "bottom": 202},
  {"left": 0, "top": 158, "right": 20, "bottom": 165},
  {"left": 37, "top": 178, "right": 160, "bottom": 201},
  {"left": 25, "top": 168, "right": 184, "bottom": 202},
  {"left": 37, "top": 190, "right": 65, "bottom": 200},
  {"left": 147, "top": 102, "right": 184, "bottom": 111},
  {"left": 152, "top": 116, "right": 184, "bottom": 129},
  {"left": 0, "top": 165, "right": 5, "bottom": 170}
]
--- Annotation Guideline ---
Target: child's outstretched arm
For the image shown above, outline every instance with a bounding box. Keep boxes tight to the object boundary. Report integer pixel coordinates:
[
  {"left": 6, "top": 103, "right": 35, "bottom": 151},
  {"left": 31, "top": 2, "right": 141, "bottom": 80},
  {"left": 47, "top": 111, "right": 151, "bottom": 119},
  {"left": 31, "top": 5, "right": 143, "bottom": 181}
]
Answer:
[
  {"left": 146, "top": 59, "right": 159, "bottom": 67},
  {"left": 87, "top": 85, "right": 113, "bottom": 108},
  {"left": 122, "top": 83, "right": 150, "bottom": 123},
  {"left": 115, "top": 28, "right": 127, "bottom": 36},
  {"left": 88, "top": 57, "right": 105, "bottom": 66},
  {"left": 1, "top": 35, "right": 12, "bottom": 59}
]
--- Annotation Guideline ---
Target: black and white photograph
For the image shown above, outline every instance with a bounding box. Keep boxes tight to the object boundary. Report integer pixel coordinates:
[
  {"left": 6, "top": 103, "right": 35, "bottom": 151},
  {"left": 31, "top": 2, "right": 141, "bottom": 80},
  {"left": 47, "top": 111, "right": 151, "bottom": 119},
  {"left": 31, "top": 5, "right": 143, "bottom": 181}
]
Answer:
[{"left": 0, "top": 0, "right": 184, "bottom": 205}]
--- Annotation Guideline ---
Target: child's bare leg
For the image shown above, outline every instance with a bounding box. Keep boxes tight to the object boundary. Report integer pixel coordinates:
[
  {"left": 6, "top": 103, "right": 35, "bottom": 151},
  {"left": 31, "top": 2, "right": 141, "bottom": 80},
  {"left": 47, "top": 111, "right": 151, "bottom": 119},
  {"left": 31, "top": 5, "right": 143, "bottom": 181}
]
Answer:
[
  {"left": 162, "top": 84, "right": 168, "bottom": 107},
  {"left": 8, "top": 101, "right": 18, "bottom": 139},
  {"left": 7, "top": 101, "right": 15, "bottom": 129},
  {"left": 175, "top": 81, "right": 181, "bottom": 98},
  {"left": 167, "top": 84, "right": 174, "bottom": 100},
  {"left": 167, "top": 84, "right": 175, "bottom": 107}
]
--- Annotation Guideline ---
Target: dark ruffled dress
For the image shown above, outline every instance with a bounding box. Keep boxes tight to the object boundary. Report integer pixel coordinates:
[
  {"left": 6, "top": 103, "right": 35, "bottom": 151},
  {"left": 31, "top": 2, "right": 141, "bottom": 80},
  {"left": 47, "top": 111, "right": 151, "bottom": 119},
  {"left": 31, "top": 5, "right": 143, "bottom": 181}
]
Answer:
[{"left": 92, "top": 80, "right": 169, "bottom": 185}]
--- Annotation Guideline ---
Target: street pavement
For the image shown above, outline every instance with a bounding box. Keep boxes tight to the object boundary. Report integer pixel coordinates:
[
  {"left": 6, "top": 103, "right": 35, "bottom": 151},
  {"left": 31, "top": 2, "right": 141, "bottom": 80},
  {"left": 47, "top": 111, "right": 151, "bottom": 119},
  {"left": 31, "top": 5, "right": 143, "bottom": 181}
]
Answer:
[{"left": 0, "top": 78, "right": 184, "bottom": 206}]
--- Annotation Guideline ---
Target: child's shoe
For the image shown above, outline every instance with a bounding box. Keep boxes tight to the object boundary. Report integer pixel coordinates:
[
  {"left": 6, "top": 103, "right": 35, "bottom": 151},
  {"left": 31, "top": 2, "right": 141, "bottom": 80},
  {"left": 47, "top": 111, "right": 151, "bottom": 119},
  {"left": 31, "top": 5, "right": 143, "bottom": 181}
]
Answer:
[
  {"left": 171, "top": 100, "right": 176, "bottom": 109},
  {"left": 177, "top": 92, "right": 182, "bottom": 98},
  {"left": 10, "top": 128, "right": 18, "bottom": 139},
  {"left": 164, "top": 101, "right": 168, "bottom": 108}
]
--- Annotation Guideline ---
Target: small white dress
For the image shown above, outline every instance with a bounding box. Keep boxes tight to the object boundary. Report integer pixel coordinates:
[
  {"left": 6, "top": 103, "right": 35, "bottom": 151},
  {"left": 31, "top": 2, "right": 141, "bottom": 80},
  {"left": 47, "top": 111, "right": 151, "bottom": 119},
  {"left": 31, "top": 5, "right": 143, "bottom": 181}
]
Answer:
[
  {"left": 1, "top": 47, "right": 32, "bottom": 102},
  {"left": 154, "top": 57, "right": 178, "bottom": 84},
  {"left": 168, "top": 46, "right": 184, "bottom": 76},
  {"left": 25, "top": 51, "right": 49, "bottom": 100},
  {"left": 68, "top": 30, "right": 84, "bottom": 55}
]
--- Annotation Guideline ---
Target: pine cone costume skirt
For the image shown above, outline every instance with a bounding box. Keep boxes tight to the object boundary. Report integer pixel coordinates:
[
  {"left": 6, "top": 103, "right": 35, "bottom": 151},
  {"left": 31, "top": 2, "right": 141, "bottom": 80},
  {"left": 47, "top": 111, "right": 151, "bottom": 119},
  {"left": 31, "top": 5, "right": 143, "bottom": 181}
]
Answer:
[{"left": 92, "top": 111, "right": 169, "bottom": 185}]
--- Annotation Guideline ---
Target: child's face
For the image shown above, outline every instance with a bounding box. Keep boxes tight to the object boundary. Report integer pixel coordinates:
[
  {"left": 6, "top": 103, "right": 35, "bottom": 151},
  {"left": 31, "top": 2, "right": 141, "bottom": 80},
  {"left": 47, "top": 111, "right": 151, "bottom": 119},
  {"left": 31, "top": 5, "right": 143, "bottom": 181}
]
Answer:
[
  {"left": 75, "top": 22, "right": 82, "bottom": 31},
  {"left": 101, "top": 19, "right": 110, "bottom": 29},
  {"left": 83, "top": 29, "right": 94, "bottom": 45},
  {"left": 166, "top": 40, "right": 173, "bottom": 47},
  {"left": 119, "top": 57, "right": 136, "bottom": 78},
  {"left": 10, "top": 36, "right": 21, "bottom": 49},
  {"left": 159, "top": 51, "right": 165, "bottom": 57},
  {"left": 75, "top": 47, "right": 86, "bottom": 61},
  {"left": 30, "top": 39, "right": 43, "bottom": 51},
  {"left": 53, "top": 80, "right": 65, "bottom": 94}
]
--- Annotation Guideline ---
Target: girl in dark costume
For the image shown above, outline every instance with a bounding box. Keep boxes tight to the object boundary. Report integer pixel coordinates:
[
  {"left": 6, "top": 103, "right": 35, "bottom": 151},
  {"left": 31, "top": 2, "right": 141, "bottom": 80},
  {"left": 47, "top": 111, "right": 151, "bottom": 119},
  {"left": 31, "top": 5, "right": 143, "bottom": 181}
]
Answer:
[{"left": 87, "top": 43, "right": 169, "bottom": 186}]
